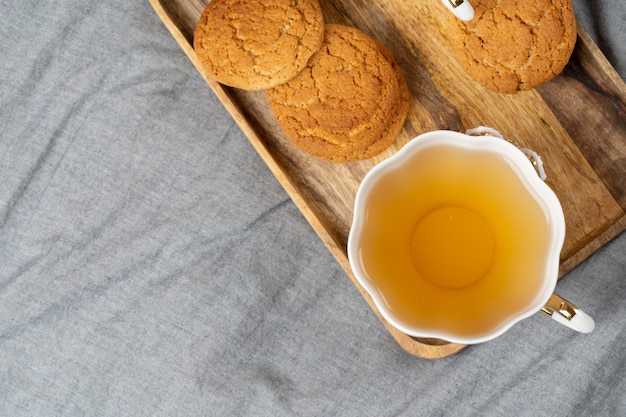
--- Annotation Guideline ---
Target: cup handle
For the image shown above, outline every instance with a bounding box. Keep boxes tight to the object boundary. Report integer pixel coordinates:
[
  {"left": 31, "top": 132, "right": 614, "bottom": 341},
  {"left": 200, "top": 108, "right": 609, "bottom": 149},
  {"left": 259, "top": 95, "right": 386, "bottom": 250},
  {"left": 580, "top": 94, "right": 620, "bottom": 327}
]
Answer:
[
  {"left": 440, "top": 0, "right": 474, "bottom": 21},
  {"left": 541, "top": 293, "right": 595, "bottom": 333}
]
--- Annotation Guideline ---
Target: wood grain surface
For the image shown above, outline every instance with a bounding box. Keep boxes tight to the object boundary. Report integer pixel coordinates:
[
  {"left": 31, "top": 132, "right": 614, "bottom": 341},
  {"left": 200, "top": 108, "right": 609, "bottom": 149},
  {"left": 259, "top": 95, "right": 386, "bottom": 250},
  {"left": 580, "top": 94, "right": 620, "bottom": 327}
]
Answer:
[{"left": 150, "top": 0, "right": 626, "bottom": 359}]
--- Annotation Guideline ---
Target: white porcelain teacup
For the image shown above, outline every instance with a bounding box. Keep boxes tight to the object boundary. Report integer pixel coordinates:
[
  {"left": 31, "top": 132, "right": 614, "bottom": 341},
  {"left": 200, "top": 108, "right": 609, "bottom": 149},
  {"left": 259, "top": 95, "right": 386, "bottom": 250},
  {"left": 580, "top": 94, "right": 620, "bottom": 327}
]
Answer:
[{"left": 347, "top": 128, "right": 594, "bottom": 344}]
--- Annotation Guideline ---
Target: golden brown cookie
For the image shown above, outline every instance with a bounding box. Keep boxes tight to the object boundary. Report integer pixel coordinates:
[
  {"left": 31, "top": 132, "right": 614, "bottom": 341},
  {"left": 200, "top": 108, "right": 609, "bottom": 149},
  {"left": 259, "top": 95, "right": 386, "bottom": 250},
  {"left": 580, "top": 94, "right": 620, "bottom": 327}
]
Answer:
[
  {"left": 447, "top": 0, "right": 577, "bottom": 93},
  {"left": 193, "top": 0, "right": 325, "bottom": 90},
  {"left": 266, "top": 24, "right": 405, "bottom": 162},
  {"left": 326, "top": 42, "right": 409, "bottom": 162}
]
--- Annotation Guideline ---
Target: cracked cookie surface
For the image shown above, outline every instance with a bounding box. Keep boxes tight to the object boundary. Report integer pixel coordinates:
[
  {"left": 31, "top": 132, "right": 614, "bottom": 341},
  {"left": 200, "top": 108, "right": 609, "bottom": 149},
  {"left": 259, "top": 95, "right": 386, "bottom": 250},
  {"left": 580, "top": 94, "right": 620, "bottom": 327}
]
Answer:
[
  {"left": 266, "top": 24, "right": 406, "bottom": 162},
  {"left": 326, "top": 41, "right": 409, "bottom": 162},
  {"left": 447, "top": 0, "right": 576, "bottom": 93},
  {"left": 193, "top": 0, "right": 324, "bottom": 90}
]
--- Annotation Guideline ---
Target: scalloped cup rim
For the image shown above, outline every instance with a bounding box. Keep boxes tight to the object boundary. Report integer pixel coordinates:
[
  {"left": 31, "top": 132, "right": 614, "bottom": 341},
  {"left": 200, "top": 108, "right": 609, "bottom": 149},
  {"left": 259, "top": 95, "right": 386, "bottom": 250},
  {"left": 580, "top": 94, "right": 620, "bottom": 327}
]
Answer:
[{"left": 347, "top": 130, "right": 566, "bottom": 345}]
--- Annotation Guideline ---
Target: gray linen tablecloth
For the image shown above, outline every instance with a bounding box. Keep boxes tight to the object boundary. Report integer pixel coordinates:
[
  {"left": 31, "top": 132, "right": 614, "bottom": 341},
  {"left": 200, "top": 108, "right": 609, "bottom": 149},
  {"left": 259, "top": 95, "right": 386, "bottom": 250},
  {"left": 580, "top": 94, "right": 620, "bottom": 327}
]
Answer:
[{"left": 1, "top": 1, "right": 624, "bottom": 415}]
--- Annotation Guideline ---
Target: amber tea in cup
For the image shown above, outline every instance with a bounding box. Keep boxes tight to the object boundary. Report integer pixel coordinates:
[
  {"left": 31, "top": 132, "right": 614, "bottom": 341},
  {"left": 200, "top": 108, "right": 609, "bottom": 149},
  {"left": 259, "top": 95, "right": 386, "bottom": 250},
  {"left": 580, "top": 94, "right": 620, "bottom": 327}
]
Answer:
[{"left": 348, "top": 129, "right": 594, "bottom": 344}]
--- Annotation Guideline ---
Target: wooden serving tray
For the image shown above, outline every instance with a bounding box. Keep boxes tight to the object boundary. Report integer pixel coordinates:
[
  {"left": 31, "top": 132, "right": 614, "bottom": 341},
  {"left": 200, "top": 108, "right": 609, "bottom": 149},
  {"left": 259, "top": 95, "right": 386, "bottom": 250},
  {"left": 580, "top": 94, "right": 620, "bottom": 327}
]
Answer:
[{"left": 150, "top": 0, "right": 626, "bottom": 359}]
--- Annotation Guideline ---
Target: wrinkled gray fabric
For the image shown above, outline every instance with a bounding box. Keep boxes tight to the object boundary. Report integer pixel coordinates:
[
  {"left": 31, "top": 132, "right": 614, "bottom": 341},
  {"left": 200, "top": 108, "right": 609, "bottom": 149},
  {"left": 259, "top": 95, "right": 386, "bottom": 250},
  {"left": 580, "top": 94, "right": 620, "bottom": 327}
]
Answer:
[{"left": 1, "top": 1, "right": 624, "bottom": 416}]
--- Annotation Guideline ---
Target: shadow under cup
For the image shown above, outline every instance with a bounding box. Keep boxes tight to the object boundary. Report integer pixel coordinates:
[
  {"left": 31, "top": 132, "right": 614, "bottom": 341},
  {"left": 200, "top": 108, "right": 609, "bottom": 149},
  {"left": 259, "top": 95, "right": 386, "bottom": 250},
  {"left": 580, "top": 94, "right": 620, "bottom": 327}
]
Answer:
[{"left": 347, "top": 131, "right": 565, "bottom": 345}]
